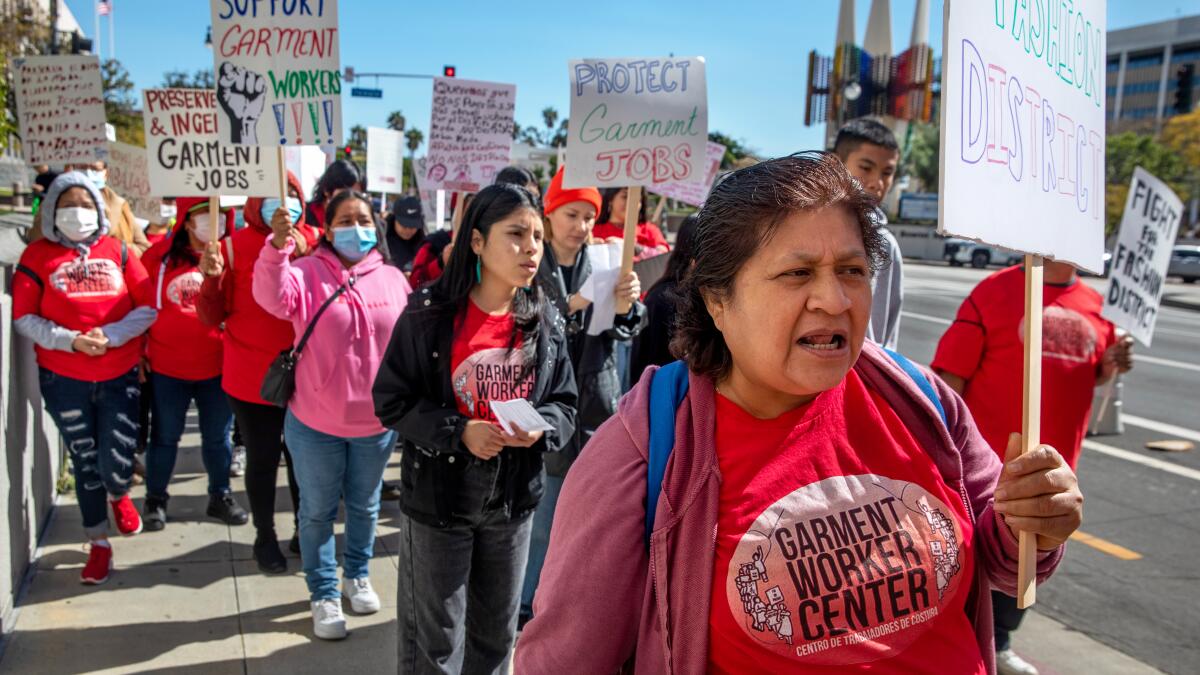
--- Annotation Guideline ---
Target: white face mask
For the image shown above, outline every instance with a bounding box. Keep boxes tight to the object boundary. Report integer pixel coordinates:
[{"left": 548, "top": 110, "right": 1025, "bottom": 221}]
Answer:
[
  {"left": 191, "top": 212, "right": 225, "bottom": 244},
  {"left": 159, "top": 203, "right": 177, "bottom": 223},
  {"left": 55, "top": 206, "right": 100, "bottom": 242}
]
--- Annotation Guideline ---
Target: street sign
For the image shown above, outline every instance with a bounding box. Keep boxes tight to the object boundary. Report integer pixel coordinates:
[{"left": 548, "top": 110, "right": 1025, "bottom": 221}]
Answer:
[{"left": 352, "top": 87, "right": 383, "bottom": 99}]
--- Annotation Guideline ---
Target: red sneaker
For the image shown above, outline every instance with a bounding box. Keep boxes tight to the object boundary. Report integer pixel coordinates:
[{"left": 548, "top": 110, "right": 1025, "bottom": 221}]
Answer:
[
  {"left": 81, "top": 543, "right": 112, "bottom": 585},
  {"left": 110, "top": 495, "right": 143, "bottom": 536}
]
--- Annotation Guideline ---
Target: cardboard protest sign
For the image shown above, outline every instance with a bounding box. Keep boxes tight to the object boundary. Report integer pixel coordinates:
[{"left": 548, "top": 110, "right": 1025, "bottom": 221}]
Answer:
[
  {"left": 565, "top": 57, "right": 707, "bottom": 189},
  {"left": 367, "top": 127, "right": 405, "bottom": 194},
  {"left": 284, "top": 145, "right": 331, "bottom": 201},
  {"left": 14, "top": 55, "right": 108, "bottom": 165},
  {"left": 425, "top": 78, "right": 516, "bottom": 192},
  {"left": 209, "top": 0, "right": 342, "bottom": 147},
  {"left": 1102, "top": 168, "right": 1183, "bottom": 346},
  {"left": 107, "top": 142, "right": 158, "bottom": 222},
  {"left": 939, "top": 1, "right": 1106, "bottom": 273},
  {"left": 651, "top": 140, "right": 725, "bottom": 207},
  {"left": 412, "top": 157, "right": 439, "bottom": 227},
  {"left": 142, "top": 89, "right": 279, "bottom": 196}
]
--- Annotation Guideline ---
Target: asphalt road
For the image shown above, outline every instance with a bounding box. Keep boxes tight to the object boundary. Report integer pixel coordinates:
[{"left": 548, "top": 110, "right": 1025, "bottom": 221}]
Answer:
[{"left": 899, "top": 261, "right": 1200, "bottom": 675}]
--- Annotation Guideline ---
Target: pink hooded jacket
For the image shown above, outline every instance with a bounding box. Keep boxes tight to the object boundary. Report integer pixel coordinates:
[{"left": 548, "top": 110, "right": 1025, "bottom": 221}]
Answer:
[
  {"left": 515, "top": 341, "right": 1065, "bottom": 675},
  {"left": 252, "top": 239, "right": 410, "bottom": 437}
]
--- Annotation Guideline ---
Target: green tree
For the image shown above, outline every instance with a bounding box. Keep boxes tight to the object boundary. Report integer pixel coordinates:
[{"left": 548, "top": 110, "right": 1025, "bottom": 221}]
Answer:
[
  {"left": 900, "top": 122, "right": 940, "bottom": 192},
  {"left": 1105, "top": 132, "right": 1190, "bottom": 235},
  {"left": 404, "top": 127, "right": 423, "bottom": 158},
  {"left": 387, "top": 110, "right": 406, "bottom": 132},
  {"left": 349, "top": 124, "right": 367, "bottom": 150},
  {"left": 161, "top": 69, "right": 214, "bottom": 89},
  {"left": 103, "top": 60, "right": 143, "bottom": 146},
  {"left": 1, "top": 2, "right": 52, "bottom": 151},
  {"left": 707, "top": 131, "right": 756, "bottom": 168}
]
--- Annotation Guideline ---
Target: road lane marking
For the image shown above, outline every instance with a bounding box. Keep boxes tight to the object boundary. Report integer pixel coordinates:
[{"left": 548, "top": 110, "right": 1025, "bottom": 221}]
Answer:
[
  {"left": 1083, "top": 439, "right": 1200, "bottom": 483},
  {"left": 1133, "top": 354, "right": 1200, "bottom": 374},
  {"left": 1069, "top": 531, "right": 1143, "bottom": 560},
  {"left": 1121, "top": 415, "right": 1200, "bottom": 444},
  {"left": 902, "top": 311, "right": 952, "bottom": 326}
]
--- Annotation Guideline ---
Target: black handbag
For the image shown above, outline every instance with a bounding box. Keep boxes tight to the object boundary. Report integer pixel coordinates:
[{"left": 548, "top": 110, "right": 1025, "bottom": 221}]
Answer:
[{"left": 260, "top": 277, "right": 356, "bottom": 408}]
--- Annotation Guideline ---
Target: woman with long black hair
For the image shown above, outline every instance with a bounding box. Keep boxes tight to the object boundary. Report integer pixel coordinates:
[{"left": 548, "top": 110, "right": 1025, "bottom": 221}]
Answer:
[
  {"left": 373, "top": 183, "right": 577, "bottom": 674},
  {"left": 306, "top": 159, "right": 362, "bottom": 229}
]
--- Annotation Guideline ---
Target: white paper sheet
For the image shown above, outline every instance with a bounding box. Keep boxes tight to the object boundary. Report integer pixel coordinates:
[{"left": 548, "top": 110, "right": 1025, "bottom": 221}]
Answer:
[
  {"left": 489, "top": 399, "right": 554, "bottom": 436},
  {"left": 580, "top": 241, "right": 624, "bottom": 336}
]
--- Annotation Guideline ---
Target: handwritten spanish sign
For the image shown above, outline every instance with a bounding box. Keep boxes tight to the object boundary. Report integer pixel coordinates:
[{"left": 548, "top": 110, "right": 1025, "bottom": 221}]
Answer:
[
  {"left": 939, "top": 1, "right": 1106, "bottom": 272},
  {"left": 13, "top": 55, "right": 108, "bottom": 165},
  {"left": 1102, "top": 168, "right": 1183, "bottom": 347},
  {"left": 209, "top": 0, "right": 342, "bottom": 147},
  {"left": 565, "top": 57, "right": 707, "bottom": 189},
  {"left": 367, "top": 127, "right": 405, "bottom": 193},
  {"left": 425, "top": 78, "right": 516, "bottom": 192},
  {"left": 107, "top": 142, "right": 158, "bottom": 222},
  {"left": 651, "top": 140, "right": 725, "bottom": 207},
  {"left": 142, "top": 88, "right": 278, "bottom": 196}
]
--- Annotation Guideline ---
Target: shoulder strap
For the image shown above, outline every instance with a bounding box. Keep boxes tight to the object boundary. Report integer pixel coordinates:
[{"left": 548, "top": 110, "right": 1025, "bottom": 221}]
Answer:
[
  {"left": 120, "top": 241, "right": 128, "bottom": 271},
  {"left": 15, "top": 263, "right": 43, "bottom": 289},
  {"left": 293, "top": 277, "right": 356, "bottom": 356},
  {"left": 883, "top": 348, "right": 947, "bottom": 426},
  {"left": 645, "top": 360, "right": 690, "bottom": 549}
]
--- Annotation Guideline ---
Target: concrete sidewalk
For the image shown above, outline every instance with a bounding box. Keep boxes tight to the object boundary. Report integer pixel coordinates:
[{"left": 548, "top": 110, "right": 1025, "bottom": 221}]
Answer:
[{"left": 0, "top": 416, "right": 1164, "bottom": 674}]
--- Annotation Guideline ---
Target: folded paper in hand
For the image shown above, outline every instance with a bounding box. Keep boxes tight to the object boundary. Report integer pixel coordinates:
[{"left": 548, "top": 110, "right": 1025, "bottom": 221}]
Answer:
[
  {"left": 489, "top": 399, "right": 554, "bottom": 436},
  {"left": 579, "top": 240, "right": 623, "bottom": 336}
]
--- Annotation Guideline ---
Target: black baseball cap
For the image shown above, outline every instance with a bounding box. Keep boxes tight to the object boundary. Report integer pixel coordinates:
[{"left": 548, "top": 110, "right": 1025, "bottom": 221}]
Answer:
[{"left": 390, "top": 196, "right": 423, "bottom": 230}]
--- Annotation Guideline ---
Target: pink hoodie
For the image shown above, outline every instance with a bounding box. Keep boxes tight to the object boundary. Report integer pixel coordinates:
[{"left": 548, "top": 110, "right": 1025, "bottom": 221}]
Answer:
[
  {"left": 515, "top": 342, "right": 1066, "bottom": 675},
  {"left": 252, "top": 239, "right": 410, "bottom": 437}
]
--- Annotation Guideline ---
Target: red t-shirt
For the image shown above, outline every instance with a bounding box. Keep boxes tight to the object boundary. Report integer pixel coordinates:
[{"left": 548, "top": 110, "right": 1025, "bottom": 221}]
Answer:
[
  {"left": 13, "top": 237, "right": 151, "bottom": 382},
  {"left": 707, "top": 370, "right": 982, "bottom": 674},
  {"left": 592, "top": 221, "right": 670, "bottom": 252},
  {"left": 449, "top": 300, "right": 532, "bottom": 422},
  {"left": 931, "top": 266, "right": 1115, "bottom": 469},
  {"left": 145, "top": 230, "right": 170, "bottom": 248},
  {"left": 143, "top": 240, "right": 223, "bottom": 381}
]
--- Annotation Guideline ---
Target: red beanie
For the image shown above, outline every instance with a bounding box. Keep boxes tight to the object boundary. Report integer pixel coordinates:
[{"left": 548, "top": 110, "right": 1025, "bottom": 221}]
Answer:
[{"left": 543, "top": 166, "right": 601, "bottom": 216}]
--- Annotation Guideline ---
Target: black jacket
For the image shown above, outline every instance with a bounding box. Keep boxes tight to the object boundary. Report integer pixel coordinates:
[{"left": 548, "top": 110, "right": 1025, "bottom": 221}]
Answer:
[
  {"left": 537, "top": 246, "right": 645, "bottom": 476},
  {"left": 630, "top": 279, "right": 680, "bottom": 388},
  {"left": 372, "top": 286, "right": 578, "bottom": 528}
]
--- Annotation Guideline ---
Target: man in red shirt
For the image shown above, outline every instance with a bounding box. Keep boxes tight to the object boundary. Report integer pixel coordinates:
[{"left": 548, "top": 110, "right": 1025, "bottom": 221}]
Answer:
[{"left": 932, "top": 260, "right": 1133, "bottom": 675}]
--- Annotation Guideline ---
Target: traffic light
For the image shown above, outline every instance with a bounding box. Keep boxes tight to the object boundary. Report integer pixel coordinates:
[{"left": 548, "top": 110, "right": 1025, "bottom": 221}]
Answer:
[
  {"left": 71, "top": 33, "right": 93, "bottom": 54},
  {"left": 443, "top": 65, "right": 456, "bottom": 78},
  {"left": 1174, "top": 63, "right": 1195, "bottom": 115},
  {"left": 343, "top": 145, "right": 354, "bottom": 159}
]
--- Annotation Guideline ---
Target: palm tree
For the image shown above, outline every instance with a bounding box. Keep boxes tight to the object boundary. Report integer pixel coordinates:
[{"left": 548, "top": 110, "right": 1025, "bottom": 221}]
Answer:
[
  {"left": 542, "top": 107, "right": 558, "bottom": 142},
  {"left": 404, "top": 128, "right": 424, "bottom": 158},
  {"left": 349, "top": 125, "right": 368, "bottom": 152},
  {"left": 387, "top": 111, "right": 406, "bottom": 132}
]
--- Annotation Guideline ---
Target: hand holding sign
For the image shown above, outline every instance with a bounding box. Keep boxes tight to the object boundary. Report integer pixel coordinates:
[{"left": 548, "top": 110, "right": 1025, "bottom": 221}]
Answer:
[
  {"left": 994, "top": 433, "right": 1083, "bottom": 551},
  {"left": 218, "top": 62, "right": 267, "bottom": 144}
]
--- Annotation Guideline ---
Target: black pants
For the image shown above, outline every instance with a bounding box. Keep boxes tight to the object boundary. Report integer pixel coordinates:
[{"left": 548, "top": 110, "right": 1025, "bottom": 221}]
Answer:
[
  {"left": 227, "top": 395, "right": 299, "bottom": 538},
  {"left": 137, "top": 375, "right": 154, "bottom": 452},
  {"left": 992, "top": 590, "right": 1026, "bottom": 651}
]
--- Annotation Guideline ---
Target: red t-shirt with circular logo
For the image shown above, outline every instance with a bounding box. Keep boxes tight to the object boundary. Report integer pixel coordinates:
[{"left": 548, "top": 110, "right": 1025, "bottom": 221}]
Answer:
[
  {"left": 450, "top": 300, "right": 532, "bottom": 422},
  {"left": 707, "top": 370, "right": 984, "bottom": 674},
  {"left": 143, "top": 240, "right": 223, "bottom": 381}
]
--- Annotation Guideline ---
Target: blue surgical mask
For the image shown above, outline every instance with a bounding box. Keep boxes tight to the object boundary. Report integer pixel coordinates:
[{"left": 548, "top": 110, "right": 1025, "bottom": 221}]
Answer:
[
  {"left": 332, "top": 225, "right": 377, "bottom": 262},
  {"left": 260, "top": 197, "right": 303, "bottom": 225},
  {"left": 85, "top": 169, "right": 107, "bottom": 191},
  {"left": 232, "top": 208, "right": 246, "bottom": 230}
]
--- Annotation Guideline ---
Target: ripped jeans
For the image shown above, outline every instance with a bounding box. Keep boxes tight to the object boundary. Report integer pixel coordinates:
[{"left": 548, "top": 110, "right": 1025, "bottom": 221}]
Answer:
[{"left": 39, "top": 367, "right": 141, "bottom": 538}]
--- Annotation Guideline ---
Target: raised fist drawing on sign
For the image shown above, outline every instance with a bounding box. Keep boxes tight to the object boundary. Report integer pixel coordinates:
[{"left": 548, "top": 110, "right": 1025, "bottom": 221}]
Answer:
[{"left": 217, "top": 62, "right": 266, "bottom": 145}]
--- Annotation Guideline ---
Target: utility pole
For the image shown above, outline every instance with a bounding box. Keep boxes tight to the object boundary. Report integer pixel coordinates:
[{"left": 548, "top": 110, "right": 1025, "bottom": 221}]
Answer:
[{"left": 49, "top": 0, "right": 60, "bottom": 54}]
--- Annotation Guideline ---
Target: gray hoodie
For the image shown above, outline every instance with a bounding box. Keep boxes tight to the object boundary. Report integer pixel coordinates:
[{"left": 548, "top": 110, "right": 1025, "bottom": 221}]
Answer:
[{"left": 14, "top": 172, "right": 157, "bottom": 356}]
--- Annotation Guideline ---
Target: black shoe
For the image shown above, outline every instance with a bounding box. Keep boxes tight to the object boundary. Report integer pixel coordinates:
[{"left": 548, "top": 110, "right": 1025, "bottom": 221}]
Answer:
[
  {"left": 289, "top": 533, "right": 301, "bottom": 555},
  {"left": 207, "top": 493, "right": 249, "bottom": 526},
  {"left": 143, "top": 496, "right": 168, "bottom": 532},
  {"left": 253, "top": 535, "right": 288, "bottom": 574},
  {"left": 380, "top": 481, "right": 403, "bottom": 501}
]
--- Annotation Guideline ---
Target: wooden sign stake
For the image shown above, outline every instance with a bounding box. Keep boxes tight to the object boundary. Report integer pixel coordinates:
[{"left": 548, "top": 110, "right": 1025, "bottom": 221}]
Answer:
[
  {"left": 208, "top": 197, "right": 220, "bottom": 244},
  {"left": 277, "top": 147, "right": 289, "bottom": 206},
  {"left": 616, "top": 186, "right": 642, "bottom": 315},
  {"left": 1017, "top": 253, "right": 1043, "bottom": 609}
]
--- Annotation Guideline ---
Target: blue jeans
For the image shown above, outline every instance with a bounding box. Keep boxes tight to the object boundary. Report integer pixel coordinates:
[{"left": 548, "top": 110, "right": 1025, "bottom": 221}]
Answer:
[
  {"left": 519, "top": 473, "right": 564, "bottom": 617},
  {"left": 283, "top": 411, "right": 396, "bottom": 601},
  {"left": 39, "top": 367, "right": 140, "bottom": 538},
  {"left": 145, "top": 373, "right": 233, "bottom": 499}
]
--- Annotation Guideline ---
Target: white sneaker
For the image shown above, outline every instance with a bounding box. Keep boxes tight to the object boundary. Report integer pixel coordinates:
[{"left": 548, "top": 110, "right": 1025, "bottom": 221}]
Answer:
[
  {"left": 343, "top": 577, "right": 381, "bottom": 614},
  {"left": 229, "top": 446, "right": 246, "bottom": 478},
  {"left": 311, "top": 598, "right": 347, "bottom": 640},
  {"left": 996, "top": 649, "right": 1040, "bottom": 675}
]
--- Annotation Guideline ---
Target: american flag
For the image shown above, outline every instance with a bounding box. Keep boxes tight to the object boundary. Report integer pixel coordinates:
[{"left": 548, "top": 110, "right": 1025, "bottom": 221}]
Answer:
[{"left": 97, "top": 0, "right": 111, "bottom": 16}]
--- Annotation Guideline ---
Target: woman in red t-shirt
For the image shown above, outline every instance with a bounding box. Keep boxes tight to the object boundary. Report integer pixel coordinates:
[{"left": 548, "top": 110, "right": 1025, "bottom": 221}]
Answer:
[
  {"left": 516, "top": 153, "right": 1085, "bottom": 675},
  {"left": 141, "top": 197, "right": 249, "bottom": 533},
  {"left": 373, "top": 183, "right": 578, "bottom": 673},
  {"left": 593, "top": 186, "right": 671, "bottom": 259},
  {"left": 12, "top": 172, "right": 158, "bottom": 586}
]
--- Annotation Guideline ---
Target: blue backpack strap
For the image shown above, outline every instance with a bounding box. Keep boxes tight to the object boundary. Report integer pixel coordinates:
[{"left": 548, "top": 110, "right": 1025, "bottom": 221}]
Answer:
[
  {"left": 884, "top": 348, "right": 947, "bottom": 426},
  {"left": 645, "top": 360, "right": 690, "bottom": 548}
]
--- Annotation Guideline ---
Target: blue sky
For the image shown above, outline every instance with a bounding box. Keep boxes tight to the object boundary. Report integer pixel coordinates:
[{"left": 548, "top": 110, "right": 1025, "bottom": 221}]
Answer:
[{"left": 67, "top": 0, "right": 1193, "bottom": 158}]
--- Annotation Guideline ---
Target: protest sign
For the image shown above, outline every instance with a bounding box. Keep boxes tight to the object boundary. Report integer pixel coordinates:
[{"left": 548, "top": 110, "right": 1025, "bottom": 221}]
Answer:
[
  {"left": 367, "top": 127, "right": 405, "bottom": 194},
  {"left": 107, "top": 142, "right": 158, "bottom": 223},
  {"left": 939, "top": 0, "right": 1106, "bottom": 273},
  {"left": 412, "top": 157, "right": 439, "bottom": 227},
  {"left": 565, "top": 57, "right": 707, "bottom": 190},
  {"left": 142, "top": 88, "right": 279, "bottom": 197},
  {"left": 425, "top": 78, "right": 516, "bottom": 192},
  {"left": 209, "top": 0, "right": 342, "bottom": 147},
  {"left": 14, "top": 55, "right": 108, "bottom": 165},
  {"left": 651, "top": 140, "right": 725, "bottom": 207},
  {"left": 1102, "top": 168, "right": 1183, "bottom": 347},
  {"left": 938, "top": 0, "right": 1108, "bottom": 608},
  {"left": 284, "top": 145, "right": 331, "bottom": 201}
]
